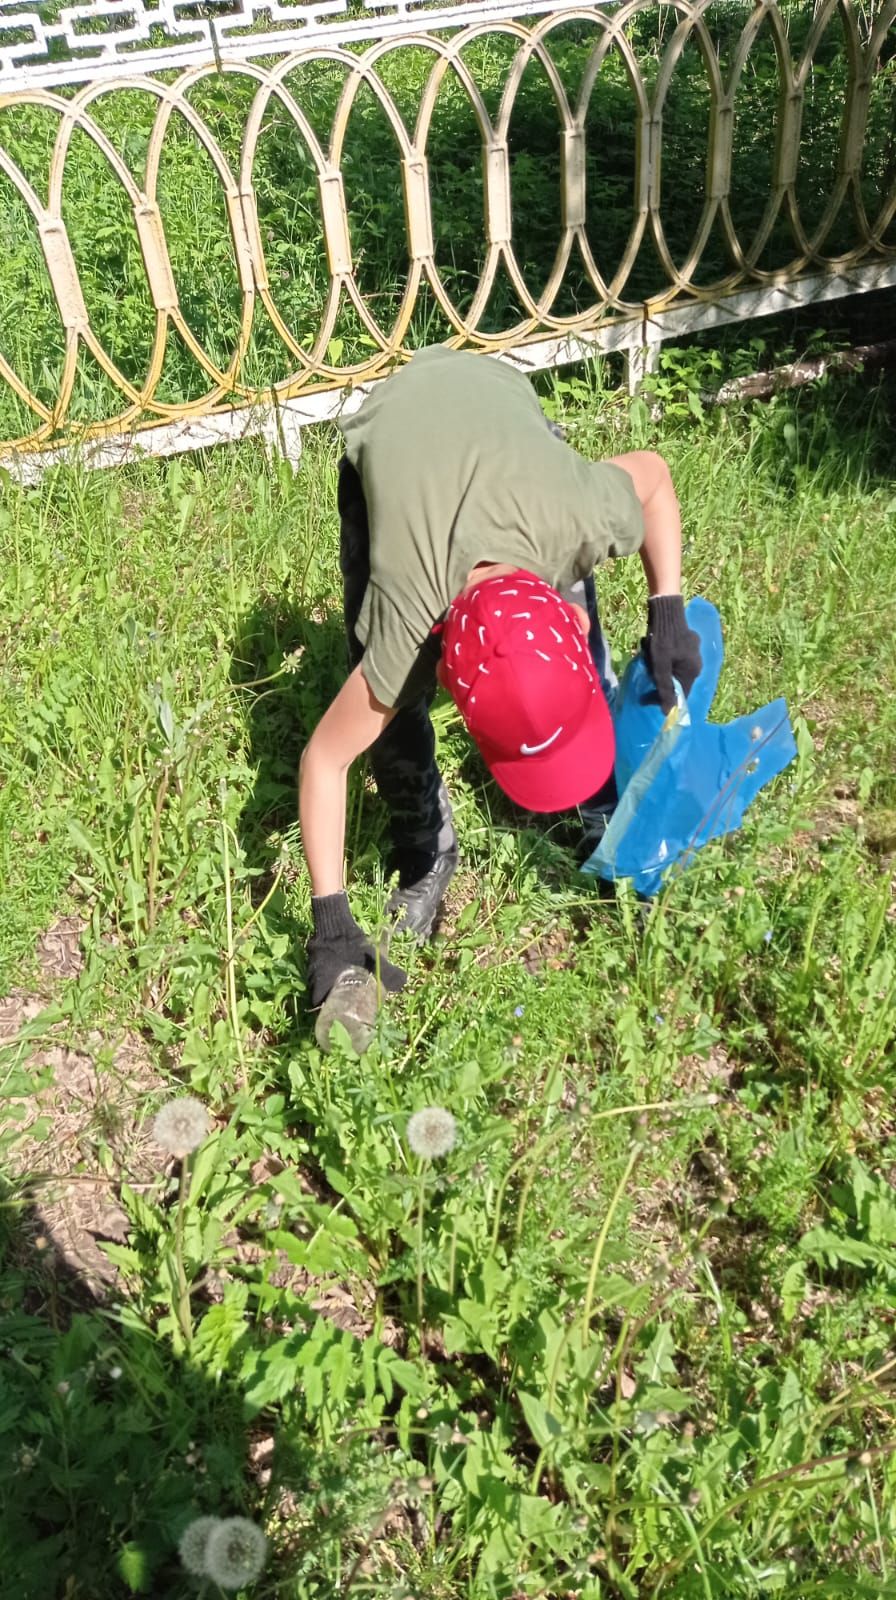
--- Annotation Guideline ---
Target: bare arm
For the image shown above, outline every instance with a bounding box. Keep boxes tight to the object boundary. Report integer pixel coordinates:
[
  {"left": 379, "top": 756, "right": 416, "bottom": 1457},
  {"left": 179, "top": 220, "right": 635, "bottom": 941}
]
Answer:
[
  {"left": 299, "top": 663, "right": 395, "bottom": 897},
  {"left": 608, "top": 449, "right": 682, "bottom": 595}
]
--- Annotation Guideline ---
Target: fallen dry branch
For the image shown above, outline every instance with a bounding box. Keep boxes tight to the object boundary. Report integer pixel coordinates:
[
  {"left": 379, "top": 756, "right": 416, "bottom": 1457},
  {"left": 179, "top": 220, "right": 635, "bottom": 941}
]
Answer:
[{"left": 705, "top": 338, "right": 896, "bottom": 405}]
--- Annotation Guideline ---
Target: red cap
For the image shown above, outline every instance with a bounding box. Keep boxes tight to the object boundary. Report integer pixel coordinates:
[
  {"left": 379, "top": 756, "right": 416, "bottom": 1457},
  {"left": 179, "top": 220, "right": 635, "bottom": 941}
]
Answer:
[{"left": 440, "top": 571, "right": 615, "bottom": 812}]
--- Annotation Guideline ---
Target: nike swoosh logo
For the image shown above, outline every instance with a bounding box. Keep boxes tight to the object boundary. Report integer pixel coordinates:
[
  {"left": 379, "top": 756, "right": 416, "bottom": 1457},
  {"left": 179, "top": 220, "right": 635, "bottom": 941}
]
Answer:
[{"left": 520, "top": 726, "right": 563, "bottom": 756}]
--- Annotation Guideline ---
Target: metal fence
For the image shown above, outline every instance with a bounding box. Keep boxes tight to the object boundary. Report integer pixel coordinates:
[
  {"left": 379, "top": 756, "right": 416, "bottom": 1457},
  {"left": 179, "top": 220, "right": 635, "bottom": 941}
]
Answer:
[{"left": 0, "top": 0, "right": 894, "bottom": 478}]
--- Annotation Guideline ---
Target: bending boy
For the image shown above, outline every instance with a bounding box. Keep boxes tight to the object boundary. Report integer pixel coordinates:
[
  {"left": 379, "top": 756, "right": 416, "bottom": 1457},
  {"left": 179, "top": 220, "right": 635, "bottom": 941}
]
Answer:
[{"left": 299, "top": 346, "right": 701, "bottom": 1010}]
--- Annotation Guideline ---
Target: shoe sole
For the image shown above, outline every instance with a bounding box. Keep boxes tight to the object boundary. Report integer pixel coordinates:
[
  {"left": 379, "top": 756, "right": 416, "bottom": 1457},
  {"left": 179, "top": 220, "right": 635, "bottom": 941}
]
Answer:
[{"left": 314, "top": 967, "right": 378, "bottom": 1053}]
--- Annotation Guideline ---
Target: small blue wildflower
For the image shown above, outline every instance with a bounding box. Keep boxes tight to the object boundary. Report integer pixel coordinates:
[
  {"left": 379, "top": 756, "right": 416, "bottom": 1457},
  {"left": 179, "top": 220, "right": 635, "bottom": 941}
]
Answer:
[
  {"left": 763, "top": 930, "right": 773, "bottom": 944},
  {"left": 514, "top": 1005, "right": 525, "bottom": 1018},
  {"left": 654, "top": 1011, "right": 665, "bottom": 1026}
]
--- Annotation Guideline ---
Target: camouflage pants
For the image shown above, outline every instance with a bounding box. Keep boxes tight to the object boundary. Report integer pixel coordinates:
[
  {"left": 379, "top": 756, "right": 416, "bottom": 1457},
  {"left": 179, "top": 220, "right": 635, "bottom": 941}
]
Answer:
[{"left": 338, "top": 455, "right": 616, "bottom": 861}]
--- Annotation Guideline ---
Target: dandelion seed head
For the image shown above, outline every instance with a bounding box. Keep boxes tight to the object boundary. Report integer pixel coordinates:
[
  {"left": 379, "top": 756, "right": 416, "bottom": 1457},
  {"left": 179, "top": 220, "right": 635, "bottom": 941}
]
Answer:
[
  {"left": 204, "top": 1517, "right": 268, "bottom": 1590},
  {"left": 178, "top": 1516, "right": 222, "bottom": 1577},
  {"left": 152, "top": 1097, "right": 211, "bottom": 1158},
  {"left": 407, "top": 1106, "right": 457, "bottom": 1160},
  {"left": 282, "top": 645, "right": 306, "bottom": 675}
]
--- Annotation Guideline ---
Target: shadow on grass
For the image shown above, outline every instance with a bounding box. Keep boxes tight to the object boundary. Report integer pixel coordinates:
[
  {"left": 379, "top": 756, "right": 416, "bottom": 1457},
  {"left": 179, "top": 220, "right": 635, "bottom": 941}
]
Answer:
[
  {"left": 230, "top": 592, "right": 345, "bottom": 853},
  {"left": 229, "top": 586, "right": 603, "bottom": 925},
  {"left": 0, "top": 1186, "right": 258, "bottom": 1600}
]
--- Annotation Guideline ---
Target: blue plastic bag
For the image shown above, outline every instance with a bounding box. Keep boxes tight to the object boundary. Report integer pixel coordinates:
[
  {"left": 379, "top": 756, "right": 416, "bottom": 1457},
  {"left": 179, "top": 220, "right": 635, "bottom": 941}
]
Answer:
[{"left": 581, "top": 598, "right": 797, "bottom": 897}]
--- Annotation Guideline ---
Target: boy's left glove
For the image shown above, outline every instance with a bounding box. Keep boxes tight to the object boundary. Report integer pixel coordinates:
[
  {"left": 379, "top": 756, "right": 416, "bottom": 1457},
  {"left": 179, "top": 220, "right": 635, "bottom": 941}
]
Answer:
[
  {"left": 307, "top": 892, "right": 407, "bottom": 1009},
  {"left": 642, "top": 595, "right": 703, "bottom": 714}
]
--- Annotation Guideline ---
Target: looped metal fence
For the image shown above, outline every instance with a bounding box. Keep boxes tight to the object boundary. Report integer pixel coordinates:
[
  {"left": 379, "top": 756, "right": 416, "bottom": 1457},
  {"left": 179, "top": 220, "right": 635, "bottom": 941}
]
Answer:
[{"left": 0, "top": 0, "right": 894, "bottom": 476}]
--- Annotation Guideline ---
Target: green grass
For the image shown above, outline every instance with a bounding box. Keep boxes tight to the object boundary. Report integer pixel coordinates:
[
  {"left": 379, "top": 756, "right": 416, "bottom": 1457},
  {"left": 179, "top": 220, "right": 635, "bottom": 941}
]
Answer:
[{"left": 1, "top": 357, "right": 895, "bottom": 1598}]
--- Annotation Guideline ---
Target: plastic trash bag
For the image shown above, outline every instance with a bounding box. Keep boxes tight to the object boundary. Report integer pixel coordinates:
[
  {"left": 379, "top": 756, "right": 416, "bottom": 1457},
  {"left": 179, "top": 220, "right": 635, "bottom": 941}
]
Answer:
[{"left": 581, "top": 598, "right": 797, "bottom": 897}]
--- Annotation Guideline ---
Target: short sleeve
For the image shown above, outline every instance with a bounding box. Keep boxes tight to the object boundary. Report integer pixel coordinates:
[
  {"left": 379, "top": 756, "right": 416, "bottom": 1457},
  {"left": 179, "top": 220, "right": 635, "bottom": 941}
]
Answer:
[
  {"left": 596, "top": 461, "right": 646, "bottom": 560},
  {"left": 355, "top": 581, "right": 440, "bottom": 709}
]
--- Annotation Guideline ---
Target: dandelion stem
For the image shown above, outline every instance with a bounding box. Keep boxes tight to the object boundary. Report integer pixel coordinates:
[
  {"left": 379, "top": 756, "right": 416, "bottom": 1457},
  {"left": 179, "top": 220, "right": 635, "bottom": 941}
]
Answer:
[
  {"left": 231, "top": 663, "right": 289, "bottom": 691},
  {"left": 342, "top": 1500, "right": 396, "bottom": 1593},
  {"left": 395, "top": 998, "right": 446, "bottom": 1071},
  {"left": 447, "top": 1212, "right": 460, "bottom": 1299},
  {"left": 219, "top": 801, "right": 245, "bottom": 1070},
  {"left": 415, "top": 1169, "right": 427, "bottom": 1350},
  {"left": 865, "top": 1463, "right": 889, "bottom": 1579},
  {"left": 235, "top": 854, "right": 286, "bottom": 945},
  {"left": 494, "top": 1095, "right": 716, "bottom": 1256},
  {"left": 650, "top": 1442, "right": 896, "bottom": 1595},
  {"left": 580, "top": 1143, "right": 641, "bottom": 1337},
  {"left": 174, "top": 1157, "right": 192, "bottom": 1350},
  {"left": 145, "top": 764, "right": 169, "bottom": 936},
  {"left": 663, "top": 1487, "right": 713, "bottom": 1600}
]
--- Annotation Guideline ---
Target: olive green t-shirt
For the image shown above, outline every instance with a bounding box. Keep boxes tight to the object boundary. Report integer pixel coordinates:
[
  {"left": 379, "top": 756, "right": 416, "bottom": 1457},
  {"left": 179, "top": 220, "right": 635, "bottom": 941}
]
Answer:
[{"left": 339, "top": 345, "right": 644, "bottom": 708}]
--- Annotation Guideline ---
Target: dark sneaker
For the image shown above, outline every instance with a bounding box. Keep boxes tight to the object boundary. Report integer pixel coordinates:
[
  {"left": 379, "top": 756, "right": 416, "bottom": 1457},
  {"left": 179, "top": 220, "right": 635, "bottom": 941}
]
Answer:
[
  {"left": 387, "top": 835, "right": 459, "bottom": 941},
  {"left": 576, "top": 802, "right": 615, "bottom": 862}
]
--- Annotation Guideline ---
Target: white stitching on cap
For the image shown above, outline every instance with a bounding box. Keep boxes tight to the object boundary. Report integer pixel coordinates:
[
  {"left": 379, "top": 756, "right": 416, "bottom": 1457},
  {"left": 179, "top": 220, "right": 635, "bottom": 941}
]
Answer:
[{"left": 511, "top": 612, "right": 531, "bottom": 620}]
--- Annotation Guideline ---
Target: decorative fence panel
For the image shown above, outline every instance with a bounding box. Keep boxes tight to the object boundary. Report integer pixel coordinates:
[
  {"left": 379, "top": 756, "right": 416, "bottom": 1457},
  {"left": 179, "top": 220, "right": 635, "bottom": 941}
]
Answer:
[{"left": 0, "top": 0, "right": 894, "bottom": 477}]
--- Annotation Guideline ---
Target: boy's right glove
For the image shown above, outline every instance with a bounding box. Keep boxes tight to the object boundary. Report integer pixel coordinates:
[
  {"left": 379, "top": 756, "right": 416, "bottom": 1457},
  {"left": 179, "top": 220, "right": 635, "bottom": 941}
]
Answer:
[{"left": 306, "top": 892, "right": 407, "bottom": 1009}]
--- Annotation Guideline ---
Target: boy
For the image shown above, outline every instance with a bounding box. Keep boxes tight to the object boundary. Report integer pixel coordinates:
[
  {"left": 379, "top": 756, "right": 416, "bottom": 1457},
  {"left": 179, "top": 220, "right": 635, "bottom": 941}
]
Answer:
[{"left": 300, "top": 345, "right": 701, "bottom": 1011}]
